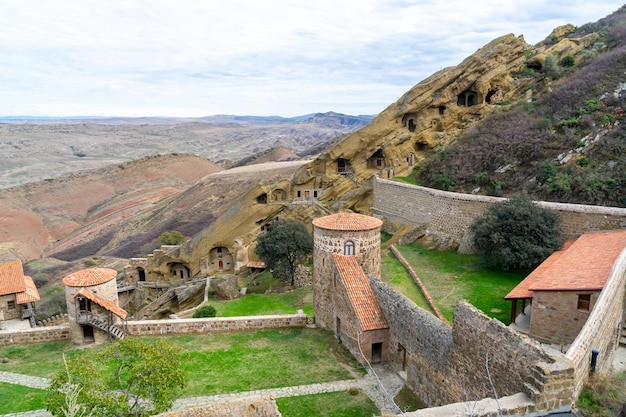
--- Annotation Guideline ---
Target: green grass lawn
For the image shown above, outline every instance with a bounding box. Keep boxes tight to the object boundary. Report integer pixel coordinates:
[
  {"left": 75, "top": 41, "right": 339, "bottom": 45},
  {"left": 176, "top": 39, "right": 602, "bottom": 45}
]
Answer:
[
  {"left": 0, "top": 382, "right": 47, "bottom": 414},
  {"left": 0, "top": 327, "right": 360, "bottom": 402},
  {"left": 276, "top": 390, "right": 379, "bottom": 417},
  {"left": 211, "top": 285, "right": 313, "bottom": 317},
  {"left": 384, "top": 244, "right": 527, "bottom": 323}
]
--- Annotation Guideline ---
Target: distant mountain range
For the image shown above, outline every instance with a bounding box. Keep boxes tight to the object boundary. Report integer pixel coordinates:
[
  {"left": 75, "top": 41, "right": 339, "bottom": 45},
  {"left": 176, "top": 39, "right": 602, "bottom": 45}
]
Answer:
[{"left": 0, "top": 111, "right": 374, "bottom": 126}]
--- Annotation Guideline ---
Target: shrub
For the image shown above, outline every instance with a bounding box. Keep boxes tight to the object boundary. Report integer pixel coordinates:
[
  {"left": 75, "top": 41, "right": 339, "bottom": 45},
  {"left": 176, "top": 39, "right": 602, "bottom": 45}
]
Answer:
[
  {"left": 560, "top": 55, "right": 575, "bottom": 67},
  {"left": 192, "top": 305, "right": 217, "bottom": 318},
  {"left": 471, "top": 193, "right": 563, "bottom": 270},
  {"left": 157, "top": 230, "right": 186, "bottom": 246}
]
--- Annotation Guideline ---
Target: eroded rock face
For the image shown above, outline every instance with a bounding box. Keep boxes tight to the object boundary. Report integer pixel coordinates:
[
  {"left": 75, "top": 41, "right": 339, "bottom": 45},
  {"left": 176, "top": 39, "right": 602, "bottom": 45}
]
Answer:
[{"left": 211, "top": 275, "right": 240, "bottom": 300}]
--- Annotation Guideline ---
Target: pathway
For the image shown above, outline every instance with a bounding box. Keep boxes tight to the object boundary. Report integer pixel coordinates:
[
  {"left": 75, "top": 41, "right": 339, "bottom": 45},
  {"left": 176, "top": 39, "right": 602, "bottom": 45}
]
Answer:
[{"left": 0, "top": 364, "right": 405, "bottom": 416}]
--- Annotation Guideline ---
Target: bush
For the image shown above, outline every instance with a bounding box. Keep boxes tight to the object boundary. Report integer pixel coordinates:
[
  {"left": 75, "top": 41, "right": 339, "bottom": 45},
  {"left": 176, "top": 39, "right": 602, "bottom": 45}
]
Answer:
[
  {"left": 192, "top": 305, "right": 216, "bottom": 318},
  {"left": 471, "top": 193, "right": 563, "bottom": 270},
  {"left": 560, "top": 55, "right": 575, "bottom": 67}
]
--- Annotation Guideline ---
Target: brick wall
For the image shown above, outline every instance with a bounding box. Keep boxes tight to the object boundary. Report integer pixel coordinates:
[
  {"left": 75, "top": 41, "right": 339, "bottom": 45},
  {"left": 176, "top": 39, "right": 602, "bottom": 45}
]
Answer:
[
  {"left": 0, "top": 324, "right": 71, "bottom": 345},
  {"left": 125, "top": 313, "right": 307, "bottom": 336},
  {"left": 373, "top": 177, "right": 626, "bottom": 246}
]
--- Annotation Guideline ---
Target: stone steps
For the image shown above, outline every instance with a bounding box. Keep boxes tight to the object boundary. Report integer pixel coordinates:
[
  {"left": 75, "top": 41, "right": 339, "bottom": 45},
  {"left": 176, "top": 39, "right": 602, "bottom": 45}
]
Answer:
[{"left": 621, "top": 323, "right": 626, "bottom": 347}]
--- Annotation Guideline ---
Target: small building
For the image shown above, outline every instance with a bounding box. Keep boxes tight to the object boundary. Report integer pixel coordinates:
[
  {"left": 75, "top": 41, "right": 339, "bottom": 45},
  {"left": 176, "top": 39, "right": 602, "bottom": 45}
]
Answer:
[
  {"left": 62, "top": 268, "right": 127, "bottom": 344},
  {"left": 0, "top": 260, "right": 40, "bottom": 326},
  {"left": 505, "top": 230, "right": 626, "bottom": 345},
  {"left": 312, "top": 212, "right": 389, "bottom": 364}
]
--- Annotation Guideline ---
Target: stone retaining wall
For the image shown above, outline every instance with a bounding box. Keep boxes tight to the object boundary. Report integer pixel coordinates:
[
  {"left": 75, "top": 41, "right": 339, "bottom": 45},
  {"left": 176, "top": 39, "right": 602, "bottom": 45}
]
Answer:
[
  {"left": 371, "top": 280, "right": 575, "bottom": 414},
  {"left": 155, "top": 396, "right": 280, "bottom": 417},
  {"left": 373, "top": 177, "right": 626, "bottom": 246},
  {"left": 0, "top": 324, "right": 71, "bottom": 345},
  {"left": 566, "top": 247, "right": 626, "bottom": 399},
  {"left": 126, "top": 313, "right": 307, "bottom": 336}
]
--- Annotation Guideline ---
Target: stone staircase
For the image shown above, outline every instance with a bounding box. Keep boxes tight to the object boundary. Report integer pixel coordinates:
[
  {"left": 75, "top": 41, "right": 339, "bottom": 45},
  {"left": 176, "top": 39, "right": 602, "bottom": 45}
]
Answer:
[
  {"left": 80, "top": 313, "right": 126, "bottom": 339},
  {"left": 620, "top": 320, "right": 626, "bottom": 347},
  {"left": 344, "top": 171, "right": 360, "bottom": 187}
]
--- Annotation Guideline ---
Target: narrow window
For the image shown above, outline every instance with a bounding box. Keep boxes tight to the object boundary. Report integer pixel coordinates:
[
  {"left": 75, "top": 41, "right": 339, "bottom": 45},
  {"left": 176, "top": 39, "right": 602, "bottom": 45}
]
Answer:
[
  {"left": 344, "top": 241, "right": 355, "bottom": 256},
  {"left": 577, "top": 294, "right": 591, "bottom": 311},
  {"left": 7, "top": 300, "right": 15, "bottom": 310},
  {"left": 297, "top": 190, "right": 301, "bottom": 198}
]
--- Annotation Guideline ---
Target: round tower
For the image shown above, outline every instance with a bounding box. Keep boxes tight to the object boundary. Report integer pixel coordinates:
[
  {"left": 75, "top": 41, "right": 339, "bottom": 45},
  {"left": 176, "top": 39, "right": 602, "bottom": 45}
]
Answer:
[
  {"left": 312, "top": 212, "right": 383, "bottom": 329},
  {"left": 62, "top": 268, "right": 122, "bottom": 344}
]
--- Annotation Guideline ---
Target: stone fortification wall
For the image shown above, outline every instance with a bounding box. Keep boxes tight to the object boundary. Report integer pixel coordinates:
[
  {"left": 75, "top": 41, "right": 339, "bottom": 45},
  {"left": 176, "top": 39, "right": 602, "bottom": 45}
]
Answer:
[
  {"left": 155, "top": 396, "right": 280, "bottom": 417},
  {"left": 126, "top": 313, "right": 306, "bottom": 336},
  {"left": 373, "top": 177, "right": 626, "bottom": 246},
  {"left": 0, "top": 324, "right": 70, "bottom": 345},
  {"left": 566, "top": 247, "right": 626, "bottom": 399},
  {"left": 371, "top": 280, "right": 575, "bottom": 413}
]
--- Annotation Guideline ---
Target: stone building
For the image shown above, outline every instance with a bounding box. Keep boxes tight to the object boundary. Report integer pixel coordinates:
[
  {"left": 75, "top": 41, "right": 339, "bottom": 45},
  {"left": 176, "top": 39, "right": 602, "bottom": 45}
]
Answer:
[
  {"left": 0, "top": 260, "right": 40, "bottom": 326},
  {"left": 312, "top": 212, "right": 389, "bottom": 364},
  {"left": 62, "top": 268, "right": 127, "bottom": 344},
  {"left": 506, "top": 230, "right": 626, "bottom": 346}
]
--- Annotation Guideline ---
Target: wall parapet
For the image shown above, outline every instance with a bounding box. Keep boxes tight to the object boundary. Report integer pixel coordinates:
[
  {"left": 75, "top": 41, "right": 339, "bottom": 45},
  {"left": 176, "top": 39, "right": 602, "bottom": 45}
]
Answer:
[
  {"left": 126, "top": 313, "right": 307, "bottom": 336},
  {"left": 0, "top": 324, "right": 71, "bottom": 345}
]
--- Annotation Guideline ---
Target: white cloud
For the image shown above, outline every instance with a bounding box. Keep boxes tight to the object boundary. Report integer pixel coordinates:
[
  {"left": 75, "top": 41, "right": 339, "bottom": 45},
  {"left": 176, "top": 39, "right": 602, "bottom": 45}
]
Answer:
[{"left": 0, "top": 0, "right": 623, "bottom": 117}]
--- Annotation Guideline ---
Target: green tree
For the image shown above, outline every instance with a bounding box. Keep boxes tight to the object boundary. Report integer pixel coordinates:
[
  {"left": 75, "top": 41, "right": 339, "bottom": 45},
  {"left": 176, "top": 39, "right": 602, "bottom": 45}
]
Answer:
[
  {"left": 471, "top": 193, "right": 563, "bottom": 270},
  {"left": 46, "top": 339, "right": 186, "bottom": 417},
  {"left": 156, "top": 231, "right": 186, "bottom": 246},
  {"left": 255, "top": 219, "right": 313, "bottom": 286}
]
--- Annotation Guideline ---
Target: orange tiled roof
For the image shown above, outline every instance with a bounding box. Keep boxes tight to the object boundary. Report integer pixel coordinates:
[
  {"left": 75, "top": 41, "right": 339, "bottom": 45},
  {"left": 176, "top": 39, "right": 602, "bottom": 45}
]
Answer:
[
  {"left": 333, "top": 254, "right": 388, "bottom": 331},
  {"left": 62, "top": 268, "right": 117, "bottom": 287},
  {"left": 16, "top": 275, "right": 41, "bottom": 304},
  {"left": 505, "top": 231, "right": 626, "bottom": 299},
  {"left": 247, "top": 261, "right": 266, "bottom": 269},
  {"left": 0, "top": 260, "right": 27, "bottom": 296},
  {"left": 75, "top": 288, "right": 128, "bottom": 320},
  {"left": 313, "top": 212, "right": 382, "bottom": 232}
]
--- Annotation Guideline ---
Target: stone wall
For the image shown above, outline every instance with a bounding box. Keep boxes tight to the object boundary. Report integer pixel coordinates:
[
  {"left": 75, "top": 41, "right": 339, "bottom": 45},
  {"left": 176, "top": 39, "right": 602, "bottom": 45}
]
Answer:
[
  {"left": 0, "top": 324, "right": 71, "bottom": 345},
  {"left": 373, "top": 177, "right": 626, "bottom": 247},
  {"left": 126, "top": 313, "right": 307, "bottom": 336},
  {"left": 566, "top": 248, "right": 626, "bottom": 400},
  {"left": 370, "top": 280, "right": 575, "bottom": 414},
  {"left": 155, "top": 396, "right": 280, "bottom": 417}
]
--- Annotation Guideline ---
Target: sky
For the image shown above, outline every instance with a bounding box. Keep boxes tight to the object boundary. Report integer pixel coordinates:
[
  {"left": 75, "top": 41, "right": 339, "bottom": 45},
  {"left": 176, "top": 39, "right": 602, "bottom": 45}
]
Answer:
[{"left": 1, "top": 1, "right": 624, "bottom": 118}]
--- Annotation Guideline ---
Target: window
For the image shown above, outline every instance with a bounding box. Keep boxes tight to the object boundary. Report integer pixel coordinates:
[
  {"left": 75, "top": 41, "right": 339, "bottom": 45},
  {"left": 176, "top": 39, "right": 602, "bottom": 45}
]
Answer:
[
  {"left": 344, "top": 241, "right": 354, "bottom": 256},
  {"left": 7, "top": 300, "right": 15, "bottom": 310},
  {"left": 577, "top": 294, "right": 591, "bottom": 311},
  {"left": 297, "top": 190, "right": 301, "bottom": 198},
  {"left": 313, "top": 190, "right": 318, "bottom": 198}
]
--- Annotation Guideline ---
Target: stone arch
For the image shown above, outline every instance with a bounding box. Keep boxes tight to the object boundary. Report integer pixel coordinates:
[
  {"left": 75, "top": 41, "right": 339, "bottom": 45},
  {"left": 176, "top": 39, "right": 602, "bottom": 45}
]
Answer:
[
  {"left": 337, "top": 158, "right": 352, "bottom": 174},
  {"left": 271, "top": 188, "right": 286, "bottom": 201},
  {"left": 169, "top": 262, "right": 190, "bottom": 280},
  {"left": 209, "top": 247, "right": 233, "bottom": 273},
  {"left": 407, "top": 153, "right": 415, "bottom": 166},
  {"left": 457, "top": 89, "right": 479, "bottom": 107},
  {"left": 401, "top": 113, "right": 419, "bottom": 132},
  {"left": 485, "top": 89, "right": 498, "bottom": 103},
  {"left": 256, "top": 193, "right": 267, "bottom": 204},
  {"left": 367, "top": 149, "right": 385, "bottom": 169}
]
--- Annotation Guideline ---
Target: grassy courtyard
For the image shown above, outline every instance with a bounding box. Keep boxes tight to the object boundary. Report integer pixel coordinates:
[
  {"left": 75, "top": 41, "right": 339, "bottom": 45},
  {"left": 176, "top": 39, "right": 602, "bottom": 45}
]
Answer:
[{"left": 382, "top": 243, "right": 527, "bottom": 323}]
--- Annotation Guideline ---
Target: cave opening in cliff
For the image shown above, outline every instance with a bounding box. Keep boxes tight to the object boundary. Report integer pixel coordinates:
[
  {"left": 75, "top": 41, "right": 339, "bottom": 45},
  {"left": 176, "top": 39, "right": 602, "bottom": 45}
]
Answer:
[
  {"left": 368, "top": 149, "right": 385, "bottom": 169},
  {"left": 438, "top": 106, "right": 446, "bottom": 115},
  {"left": 486, "top": 89, "right": 497, "bottom": 103},
  {"left": 408, "top": 119, "right": 416, "bottom": 132},
  {"left": 256, "top": 193, "right": 267, "bottom": 204},
  {"left": 457, "top": 90, "right": 478, "bottom": 107}
]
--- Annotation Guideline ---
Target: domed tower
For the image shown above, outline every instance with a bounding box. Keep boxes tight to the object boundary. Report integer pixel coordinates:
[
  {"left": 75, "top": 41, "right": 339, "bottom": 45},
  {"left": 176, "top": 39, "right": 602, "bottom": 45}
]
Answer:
[
  {"left": 63, "top": 268, "right": 127, "bottom": 344},
  {"left": 312, "top": 212, "right": 383, "bottom": 330}
]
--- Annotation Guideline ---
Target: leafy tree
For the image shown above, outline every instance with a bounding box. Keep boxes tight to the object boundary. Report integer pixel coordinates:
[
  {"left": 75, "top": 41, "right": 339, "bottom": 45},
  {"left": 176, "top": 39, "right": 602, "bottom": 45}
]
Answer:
[
  {"left": 46, "top": 339, "right": 186, "bottom": 417},
  {"left": 157, "top": 230, "right": 186, "bottom": 246},
  {"left": 192, "top": 305, "right": 216, "bottom": 318},
  {"left": 471, "top": 193, "right": 563, "bottom": 270},
  {"left": 255, "top": 219, "right": 313, "bottom": 286}
]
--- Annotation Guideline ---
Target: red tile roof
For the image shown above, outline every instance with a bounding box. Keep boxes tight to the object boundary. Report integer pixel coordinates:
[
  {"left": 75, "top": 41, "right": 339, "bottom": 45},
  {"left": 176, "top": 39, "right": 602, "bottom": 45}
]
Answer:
[
  {"left": 62, "top": 268, "right": 117, "bottom": 287},
  {"left": 313, "top": 212, "right": 382, "bottom": 231},
  {"left": 0, "top": 260, "right": 27, "bottom": 296},
  {"left": 505, "top": 230, "right": 626, "bottom": 299},
  {"left": 16, "top": 276, "right": 41, "bottom": 304},
  {"left": 75, "top": 288, "right": 128, "bottom": 320},
  {"left": 247, "top": 261, "right": 266, "bottom": 269},
  {"left": 333, "top": 254, "right": 388, "bottom": 331}
]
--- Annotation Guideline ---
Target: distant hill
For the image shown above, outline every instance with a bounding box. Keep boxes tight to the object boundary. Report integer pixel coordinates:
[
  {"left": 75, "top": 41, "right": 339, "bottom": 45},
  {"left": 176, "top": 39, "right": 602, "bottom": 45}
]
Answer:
[{"left": 0, "top": 111, "right": 371, "bottom": 188}]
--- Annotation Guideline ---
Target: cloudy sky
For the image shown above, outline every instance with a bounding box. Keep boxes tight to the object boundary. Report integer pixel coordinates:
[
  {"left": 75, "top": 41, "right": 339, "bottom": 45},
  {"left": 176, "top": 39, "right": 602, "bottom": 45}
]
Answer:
[{"left": 1, "top": 1, "right": 623, "bottom": 118}]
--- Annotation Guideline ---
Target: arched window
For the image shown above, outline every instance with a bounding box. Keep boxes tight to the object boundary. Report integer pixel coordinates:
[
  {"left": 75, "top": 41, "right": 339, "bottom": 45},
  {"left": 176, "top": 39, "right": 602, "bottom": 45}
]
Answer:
[{"left": 344, "top": 241, "right": 355, "bottom": 256}]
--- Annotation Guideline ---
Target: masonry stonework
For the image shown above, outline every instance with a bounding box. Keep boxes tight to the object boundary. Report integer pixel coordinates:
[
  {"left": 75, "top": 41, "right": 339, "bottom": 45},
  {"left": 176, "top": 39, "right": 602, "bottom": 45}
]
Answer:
[
  {"left": 0, "top": 324, "right": 70, "bottom": 345},
  {"left": 373, "top": 177, "right": 626, "bottom": 247}
]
